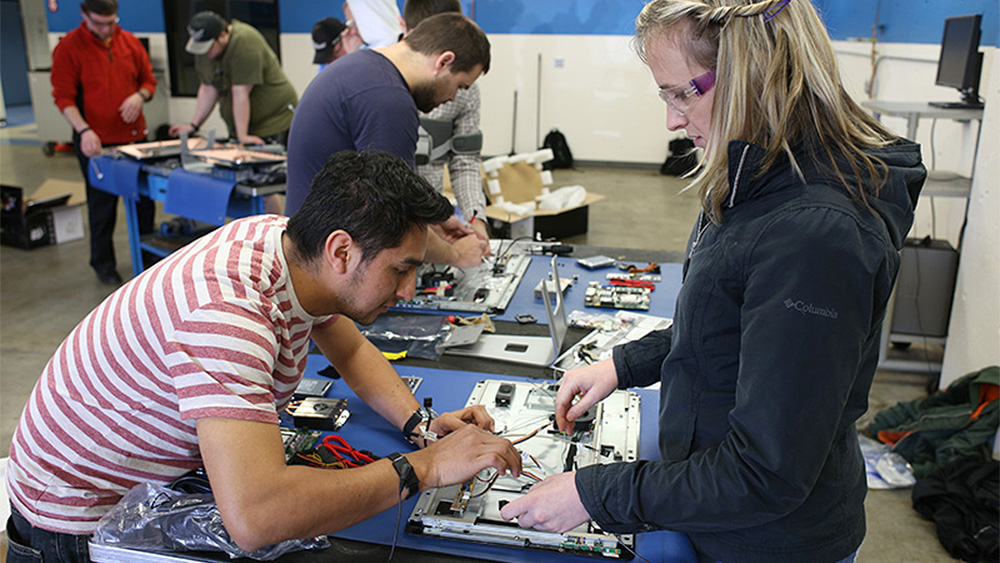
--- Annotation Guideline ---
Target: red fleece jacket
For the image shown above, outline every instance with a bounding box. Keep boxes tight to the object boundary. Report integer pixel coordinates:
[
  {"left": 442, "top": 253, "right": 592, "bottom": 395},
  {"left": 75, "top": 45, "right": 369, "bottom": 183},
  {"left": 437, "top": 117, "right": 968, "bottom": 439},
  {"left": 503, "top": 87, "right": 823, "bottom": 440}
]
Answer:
[{"left": 51, "top": 22, "right": 156, "bottom": 145}]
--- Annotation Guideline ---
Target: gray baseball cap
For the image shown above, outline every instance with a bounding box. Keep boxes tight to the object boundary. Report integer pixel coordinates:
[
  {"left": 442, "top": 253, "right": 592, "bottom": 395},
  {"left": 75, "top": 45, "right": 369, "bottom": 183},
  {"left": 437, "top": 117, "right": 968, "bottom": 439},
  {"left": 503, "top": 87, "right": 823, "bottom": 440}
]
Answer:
[{"left": 185, "top": 11, "right": 225, "bottom": 55}]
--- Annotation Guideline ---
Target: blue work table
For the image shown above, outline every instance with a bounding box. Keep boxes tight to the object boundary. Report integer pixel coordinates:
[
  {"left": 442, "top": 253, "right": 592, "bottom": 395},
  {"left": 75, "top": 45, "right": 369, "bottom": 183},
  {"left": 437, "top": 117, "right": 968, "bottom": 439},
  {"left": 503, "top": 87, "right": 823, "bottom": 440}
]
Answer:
[
  {"left": 87, "top": 154, "right": 284, "bottom": 278},
  {"left": 88, "top": 356, "right": 697, "bottom": 563}
]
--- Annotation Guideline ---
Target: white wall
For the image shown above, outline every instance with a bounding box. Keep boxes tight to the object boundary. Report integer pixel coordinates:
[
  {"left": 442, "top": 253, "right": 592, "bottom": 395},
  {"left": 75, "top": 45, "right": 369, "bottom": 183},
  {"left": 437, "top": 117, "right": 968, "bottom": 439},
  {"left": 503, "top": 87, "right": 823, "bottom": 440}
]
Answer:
[
  {"left": 476, "top": 34, "right": 679, "bottom": 163},
  {"left": 938, "top": 52, "right": 1000, "bottom": 387},
  {"left": 277, "top": 33, "right": 682, "bottom": 164}
]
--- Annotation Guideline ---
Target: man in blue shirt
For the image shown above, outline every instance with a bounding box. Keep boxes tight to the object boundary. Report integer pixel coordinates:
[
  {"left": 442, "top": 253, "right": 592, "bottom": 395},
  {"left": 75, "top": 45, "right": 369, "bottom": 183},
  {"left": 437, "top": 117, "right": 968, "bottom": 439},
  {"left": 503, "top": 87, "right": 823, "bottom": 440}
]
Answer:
[{"left": 286, "top": 13, "right": 490, "bottom": 267}]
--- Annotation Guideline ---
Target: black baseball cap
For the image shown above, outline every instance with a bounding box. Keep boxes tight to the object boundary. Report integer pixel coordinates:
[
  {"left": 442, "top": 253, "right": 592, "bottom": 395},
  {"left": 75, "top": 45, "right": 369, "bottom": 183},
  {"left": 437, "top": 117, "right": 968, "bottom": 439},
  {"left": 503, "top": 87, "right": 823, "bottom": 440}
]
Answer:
[
  {"left": 186, "top": 11, "right": 226, "bottom": 55},
  {"left": 312, "top": 17, "right": 346, "bottom": 64}
]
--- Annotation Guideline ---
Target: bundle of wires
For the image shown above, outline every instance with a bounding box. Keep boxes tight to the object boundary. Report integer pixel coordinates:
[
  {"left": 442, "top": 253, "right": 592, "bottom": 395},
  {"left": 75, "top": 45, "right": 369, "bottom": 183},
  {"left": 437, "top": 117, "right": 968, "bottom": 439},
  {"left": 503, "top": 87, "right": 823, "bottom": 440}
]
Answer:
[
  {"left": 626, "top": 262, "right": 661, "bottom": 274},
  {"left": 288, "top": 435, "right": 378, "bottom": 469},
  {"left": 491, "top": 236, "right": 535, "bottom": 271}
]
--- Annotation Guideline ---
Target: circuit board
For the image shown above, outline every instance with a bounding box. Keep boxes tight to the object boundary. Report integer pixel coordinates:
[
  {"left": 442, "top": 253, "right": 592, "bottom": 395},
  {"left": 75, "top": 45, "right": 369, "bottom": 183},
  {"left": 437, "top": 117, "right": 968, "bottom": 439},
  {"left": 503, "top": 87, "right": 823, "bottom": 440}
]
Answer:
[
  {"left": 393, "top": 251, "right": 532, "bottom": 314},
  {"left": 406, "top": 379, "right": 639, "bottom": 559},
  {"left": 280, "top": 427, "right": 323, "bottom": 460},
  {"left": 583, "top": 281, "right": 651, "bottom": 310}
]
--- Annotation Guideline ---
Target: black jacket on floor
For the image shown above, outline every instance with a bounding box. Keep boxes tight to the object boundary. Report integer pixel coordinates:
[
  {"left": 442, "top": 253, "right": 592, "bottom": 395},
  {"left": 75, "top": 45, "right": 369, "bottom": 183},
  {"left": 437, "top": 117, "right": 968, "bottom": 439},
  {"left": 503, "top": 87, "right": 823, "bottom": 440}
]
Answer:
[{"left": 912, "top": 457, "right": 999, "bottom": 563}]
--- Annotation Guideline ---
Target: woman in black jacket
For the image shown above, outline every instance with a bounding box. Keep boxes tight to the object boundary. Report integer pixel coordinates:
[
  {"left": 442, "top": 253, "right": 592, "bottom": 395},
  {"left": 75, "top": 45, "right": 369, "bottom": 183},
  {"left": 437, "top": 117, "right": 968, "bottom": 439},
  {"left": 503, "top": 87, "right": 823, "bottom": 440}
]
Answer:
[{"left": 500, "top": 1, "right": 926, "bottom": 562}]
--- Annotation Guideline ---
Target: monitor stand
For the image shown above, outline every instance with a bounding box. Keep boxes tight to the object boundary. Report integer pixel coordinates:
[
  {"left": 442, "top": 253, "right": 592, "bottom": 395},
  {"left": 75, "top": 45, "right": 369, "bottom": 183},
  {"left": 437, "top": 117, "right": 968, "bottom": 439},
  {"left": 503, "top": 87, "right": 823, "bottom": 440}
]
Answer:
[{"left": 444, "top": 256, "right": 567, "bottom": 367}]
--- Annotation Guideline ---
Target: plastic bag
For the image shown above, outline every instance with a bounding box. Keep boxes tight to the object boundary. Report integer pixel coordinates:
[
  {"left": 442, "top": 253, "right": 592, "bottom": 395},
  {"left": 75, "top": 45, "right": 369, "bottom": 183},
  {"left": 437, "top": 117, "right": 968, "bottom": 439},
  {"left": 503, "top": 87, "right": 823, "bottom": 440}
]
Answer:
[
  {"left": 567, "top": 309, "right": 621, "bottom": 331},
  {"left": 858, "top": 434, "right": 916, "bottom": 489},
  {"left": 91, "top": 482, "right": 329, "bottom": 561},
  {"left": 357, "top": 314, "right": 450, "bottom": 360}
]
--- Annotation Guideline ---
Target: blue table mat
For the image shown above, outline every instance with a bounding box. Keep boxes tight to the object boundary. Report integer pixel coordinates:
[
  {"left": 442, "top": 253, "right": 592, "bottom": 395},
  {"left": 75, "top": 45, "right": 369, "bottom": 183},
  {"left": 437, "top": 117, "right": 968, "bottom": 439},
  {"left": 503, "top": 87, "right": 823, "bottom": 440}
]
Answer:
[
  {"left": 491, "top": 256, "right": 682, "bottom": 323},
  {"left": 164, "top": 168, "right": 237, "bottom": 226},
  {"left": 88, "top": 156, "right": 141, "bottom": 200},
  {"left": 299, "top": 356, "right": 695, "bottom": 563}
]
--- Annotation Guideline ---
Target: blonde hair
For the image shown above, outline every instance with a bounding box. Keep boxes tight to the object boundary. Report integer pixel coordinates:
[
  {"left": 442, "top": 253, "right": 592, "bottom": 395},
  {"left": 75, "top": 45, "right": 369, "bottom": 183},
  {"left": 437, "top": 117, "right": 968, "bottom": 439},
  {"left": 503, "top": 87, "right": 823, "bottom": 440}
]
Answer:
[{"left": 634, "top": 0, "right": 898, "bottom": 223}]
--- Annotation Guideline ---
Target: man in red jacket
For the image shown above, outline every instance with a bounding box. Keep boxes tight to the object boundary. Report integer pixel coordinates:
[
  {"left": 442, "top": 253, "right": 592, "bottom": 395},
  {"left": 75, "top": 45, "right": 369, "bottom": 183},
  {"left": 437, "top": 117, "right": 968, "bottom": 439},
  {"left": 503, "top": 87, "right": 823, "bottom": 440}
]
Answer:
[{"left": 51, "top": 0, "right": 156, "bottom": 285}]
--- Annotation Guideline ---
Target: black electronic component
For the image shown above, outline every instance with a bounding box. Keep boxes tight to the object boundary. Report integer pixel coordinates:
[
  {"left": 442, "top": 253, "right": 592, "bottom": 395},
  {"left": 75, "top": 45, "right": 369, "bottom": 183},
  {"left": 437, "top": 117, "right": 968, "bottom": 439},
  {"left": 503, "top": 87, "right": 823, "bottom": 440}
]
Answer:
[
  {"left": 495, "top": 383, "right": 514, "bottom": 407},
  {"left": 552, "top": 406, "right": 597, "bottom": 433},
  {"left": 564, "top": 443, "right": 578, "bottom": 472},
  {"left": 289, "top": 398, "right": 350, "bottom": 431},
  {"left": 515, "top": 314, "right": 537, "bottom": 324},
  {"left": 419, "top": 269, "right": 455, "bottom": 289},
  {"left": 931, "top": 14, "right": 984, "bottom": 108},
  {"left": 573, "top": 407, "right": 597, "bottom": 432},
  {"left": 318, "top": 365, "right": 341, "bottom": 379}
]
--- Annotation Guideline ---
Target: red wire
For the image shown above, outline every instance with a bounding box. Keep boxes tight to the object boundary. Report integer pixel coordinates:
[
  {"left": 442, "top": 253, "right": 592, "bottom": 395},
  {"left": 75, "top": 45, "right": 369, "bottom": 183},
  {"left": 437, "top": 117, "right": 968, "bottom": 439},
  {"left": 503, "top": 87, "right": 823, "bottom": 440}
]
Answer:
[
  {"left": 321, "top": 435, "right": 376, "bottom": 466},
  {"left": 608, "top": 278, "right": 656, "bottom": 291}
]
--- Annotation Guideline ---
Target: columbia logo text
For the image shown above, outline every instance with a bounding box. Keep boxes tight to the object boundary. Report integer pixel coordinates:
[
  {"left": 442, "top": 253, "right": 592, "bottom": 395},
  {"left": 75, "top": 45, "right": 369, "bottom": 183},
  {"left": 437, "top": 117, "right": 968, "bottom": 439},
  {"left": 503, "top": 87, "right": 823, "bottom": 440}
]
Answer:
[{"left": 784, "top": 298, "right": 839, "bottom": 319}]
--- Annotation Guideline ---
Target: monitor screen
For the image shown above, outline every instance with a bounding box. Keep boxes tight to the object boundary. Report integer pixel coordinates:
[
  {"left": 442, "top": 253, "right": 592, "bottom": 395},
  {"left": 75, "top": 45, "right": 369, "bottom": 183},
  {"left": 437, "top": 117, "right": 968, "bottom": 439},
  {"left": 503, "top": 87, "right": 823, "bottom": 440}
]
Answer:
[{"left": 935, "top": 14, "right": 982, "bottom": 90}]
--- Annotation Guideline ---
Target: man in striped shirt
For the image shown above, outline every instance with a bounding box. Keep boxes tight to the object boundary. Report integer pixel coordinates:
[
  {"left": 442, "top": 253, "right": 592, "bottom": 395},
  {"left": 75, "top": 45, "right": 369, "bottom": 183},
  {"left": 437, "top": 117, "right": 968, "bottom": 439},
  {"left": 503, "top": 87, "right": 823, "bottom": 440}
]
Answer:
[{"left": 6, "top": 151, "right": 522, "bottom": 561}]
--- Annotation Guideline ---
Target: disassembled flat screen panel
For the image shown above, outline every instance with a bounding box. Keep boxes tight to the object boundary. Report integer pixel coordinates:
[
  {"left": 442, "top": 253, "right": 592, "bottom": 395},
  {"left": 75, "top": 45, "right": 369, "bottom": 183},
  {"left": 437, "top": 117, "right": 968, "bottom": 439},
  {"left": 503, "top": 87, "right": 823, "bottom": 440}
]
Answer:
[
  {"left": 406, "top": 379, "right": 640, "bottom": 559},
  {"left": 394, "top": 251, "right": 532, "bottom": 314},
  {"left": 551, "top": 312, "right": 672, "bottom": 376},
  {"left": 193, "top": 148, "right": 287, "bottom": 166},
  {"left": 115, "top": 138, "right": 213, "bottom": 160}
]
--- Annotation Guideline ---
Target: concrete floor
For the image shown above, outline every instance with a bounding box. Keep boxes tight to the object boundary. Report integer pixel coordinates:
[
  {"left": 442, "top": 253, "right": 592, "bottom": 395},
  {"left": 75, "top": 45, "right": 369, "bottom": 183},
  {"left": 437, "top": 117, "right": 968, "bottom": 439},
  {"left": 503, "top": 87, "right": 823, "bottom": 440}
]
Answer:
[{"left": 0, "top": 117, "right": 958, "bottom": 562}]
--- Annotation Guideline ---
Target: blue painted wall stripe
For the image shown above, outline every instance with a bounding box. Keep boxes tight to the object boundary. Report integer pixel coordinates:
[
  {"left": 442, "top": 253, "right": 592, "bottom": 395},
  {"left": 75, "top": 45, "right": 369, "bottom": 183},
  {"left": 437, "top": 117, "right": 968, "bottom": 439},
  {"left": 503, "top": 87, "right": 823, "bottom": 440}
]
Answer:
[{"left": 46, "top": 0, "right": 999, "bottom": 46}]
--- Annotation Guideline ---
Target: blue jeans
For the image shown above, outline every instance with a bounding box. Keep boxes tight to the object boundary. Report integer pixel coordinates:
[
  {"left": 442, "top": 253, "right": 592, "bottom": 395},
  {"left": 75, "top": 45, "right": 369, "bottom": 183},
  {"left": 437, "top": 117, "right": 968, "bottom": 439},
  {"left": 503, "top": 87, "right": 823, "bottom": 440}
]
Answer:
[{"left": 6, "top": 503, "right": 91, "bottom": 563}]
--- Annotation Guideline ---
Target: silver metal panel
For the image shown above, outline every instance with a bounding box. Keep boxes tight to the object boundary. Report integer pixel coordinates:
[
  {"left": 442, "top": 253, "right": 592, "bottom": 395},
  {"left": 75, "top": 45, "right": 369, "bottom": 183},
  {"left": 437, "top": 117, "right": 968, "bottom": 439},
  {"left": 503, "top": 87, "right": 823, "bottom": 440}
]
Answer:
[{"left": 407, "top": 379, "right": 640, "bottom": 559}]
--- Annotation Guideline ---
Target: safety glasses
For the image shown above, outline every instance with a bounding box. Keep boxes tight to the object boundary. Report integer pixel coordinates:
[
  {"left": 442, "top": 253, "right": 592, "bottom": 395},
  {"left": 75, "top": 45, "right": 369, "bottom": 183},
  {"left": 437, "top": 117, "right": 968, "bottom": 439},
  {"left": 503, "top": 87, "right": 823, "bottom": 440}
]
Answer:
[
  {"left": 83, "top": 12, "right": 119, "bottom": 30},
  {"left": 657, "top": 71, "right": 716, "bottom": 116}
]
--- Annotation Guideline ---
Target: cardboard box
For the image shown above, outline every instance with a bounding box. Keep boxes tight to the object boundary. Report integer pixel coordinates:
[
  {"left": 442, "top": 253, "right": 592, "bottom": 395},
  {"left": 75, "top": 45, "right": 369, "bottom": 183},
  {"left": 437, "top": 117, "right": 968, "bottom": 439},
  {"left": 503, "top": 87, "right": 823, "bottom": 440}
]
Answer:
[
  {"left": 482, "top": 160, "right": 604, "bottom": 240},
  {"left": 1, "top": 180, "right": 86, "bottom": 250}
]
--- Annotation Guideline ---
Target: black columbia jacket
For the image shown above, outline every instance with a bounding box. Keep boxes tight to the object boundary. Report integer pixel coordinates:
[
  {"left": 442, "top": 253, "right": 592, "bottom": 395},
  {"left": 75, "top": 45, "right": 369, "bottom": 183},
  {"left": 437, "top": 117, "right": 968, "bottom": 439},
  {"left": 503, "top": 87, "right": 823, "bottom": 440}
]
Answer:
[{"left": 578, "top": 139, "right": 926, "bottom": 563}]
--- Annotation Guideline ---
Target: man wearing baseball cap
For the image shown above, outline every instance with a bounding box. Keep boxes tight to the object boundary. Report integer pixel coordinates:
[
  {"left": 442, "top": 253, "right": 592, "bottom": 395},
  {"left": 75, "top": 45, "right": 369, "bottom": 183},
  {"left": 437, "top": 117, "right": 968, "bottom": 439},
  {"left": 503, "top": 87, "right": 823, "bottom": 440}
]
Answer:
[
  {"left": 312, "top": 17, "right": 348, "bottom": 70},
  {"left": 169, "top": 11, "right": 297, "bottom": 150}
]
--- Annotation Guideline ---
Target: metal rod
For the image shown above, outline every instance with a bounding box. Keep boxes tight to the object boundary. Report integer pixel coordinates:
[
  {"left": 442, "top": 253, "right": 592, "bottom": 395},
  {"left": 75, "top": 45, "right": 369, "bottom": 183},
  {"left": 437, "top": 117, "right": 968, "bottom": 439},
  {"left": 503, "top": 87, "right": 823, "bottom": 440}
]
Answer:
[
  {"left": 536, "top": 53, "right": 542, "bottom": 149},
  {"left": 510, "top": 90, "right": 518, "bottom": 155}
]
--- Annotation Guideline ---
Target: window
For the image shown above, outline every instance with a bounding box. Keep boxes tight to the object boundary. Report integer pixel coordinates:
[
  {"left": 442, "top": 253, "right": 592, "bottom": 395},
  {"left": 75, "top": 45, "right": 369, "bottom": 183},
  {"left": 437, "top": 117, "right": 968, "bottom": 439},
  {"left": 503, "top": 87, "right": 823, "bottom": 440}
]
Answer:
[{"left": 163, "top": 0, "right": 280, "bottom": 97}]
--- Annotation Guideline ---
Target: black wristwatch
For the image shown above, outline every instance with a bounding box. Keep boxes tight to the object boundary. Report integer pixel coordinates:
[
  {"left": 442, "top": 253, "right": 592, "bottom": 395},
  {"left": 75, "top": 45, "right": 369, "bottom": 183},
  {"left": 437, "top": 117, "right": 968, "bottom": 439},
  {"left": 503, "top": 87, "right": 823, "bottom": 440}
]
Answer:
[
  {"left": 387, "top": 452, "right": 420, "bottom": 498},
  {"left": 401, "top": 406, "right": 436, "bottom": 444}
]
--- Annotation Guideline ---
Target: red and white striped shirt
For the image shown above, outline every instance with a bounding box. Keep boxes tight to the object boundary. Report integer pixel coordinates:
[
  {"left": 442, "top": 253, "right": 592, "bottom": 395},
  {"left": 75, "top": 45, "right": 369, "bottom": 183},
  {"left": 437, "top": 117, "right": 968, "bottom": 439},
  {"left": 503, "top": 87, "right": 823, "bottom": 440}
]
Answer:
[{"left": 7, "top": 216, "right": 336, "bottom": 534}]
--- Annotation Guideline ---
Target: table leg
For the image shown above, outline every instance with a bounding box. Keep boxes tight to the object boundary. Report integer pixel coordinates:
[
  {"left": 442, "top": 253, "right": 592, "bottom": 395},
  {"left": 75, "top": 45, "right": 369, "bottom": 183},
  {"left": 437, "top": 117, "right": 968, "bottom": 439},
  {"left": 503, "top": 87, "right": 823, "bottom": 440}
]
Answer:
[
  {"left": 251, "top": 193, "right": 265, "bottom": 215},
  {"left": 906, "top": 115, "right": 918, "bottom": 141},
  {"left": 124, "top": 198, "right": 144, "bottom": 278}
]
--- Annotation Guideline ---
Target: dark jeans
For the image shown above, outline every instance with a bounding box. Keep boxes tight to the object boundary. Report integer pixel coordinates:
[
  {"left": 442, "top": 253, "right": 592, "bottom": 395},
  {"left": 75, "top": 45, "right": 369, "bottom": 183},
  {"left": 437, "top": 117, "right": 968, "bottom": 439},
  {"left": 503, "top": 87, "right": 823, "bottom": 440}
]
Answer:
[
  {"left": 6, "top": 503, "right": 91, "bottom": 563},
  {"left": 74, "top": 134, "right": 155, "bottom": 275}
]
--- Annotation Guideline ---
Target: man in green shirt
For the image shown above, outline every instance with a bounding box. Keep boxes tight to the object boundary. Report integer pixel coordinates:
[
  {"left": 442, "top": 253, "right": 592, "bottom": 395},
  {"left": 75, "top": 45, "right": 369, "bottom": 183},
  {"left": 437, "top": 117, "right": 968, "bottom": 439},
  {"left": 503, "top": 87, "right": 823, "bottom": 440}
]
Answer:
[{"left": 170, "top": 11, "right": 297, "bottom": 146}]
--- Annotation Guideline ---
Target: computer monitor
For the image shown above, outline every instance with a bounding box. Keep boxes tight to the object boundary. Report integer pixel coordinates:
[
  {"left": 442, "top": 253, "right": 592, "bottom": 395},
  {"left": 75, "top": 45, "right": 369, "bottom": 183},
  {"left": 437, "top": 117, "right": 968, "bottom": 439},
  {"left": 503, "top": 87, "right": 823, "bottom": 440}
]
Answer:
[{"left": 931, "top": 14, "right": 984, "bottom": 109}]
